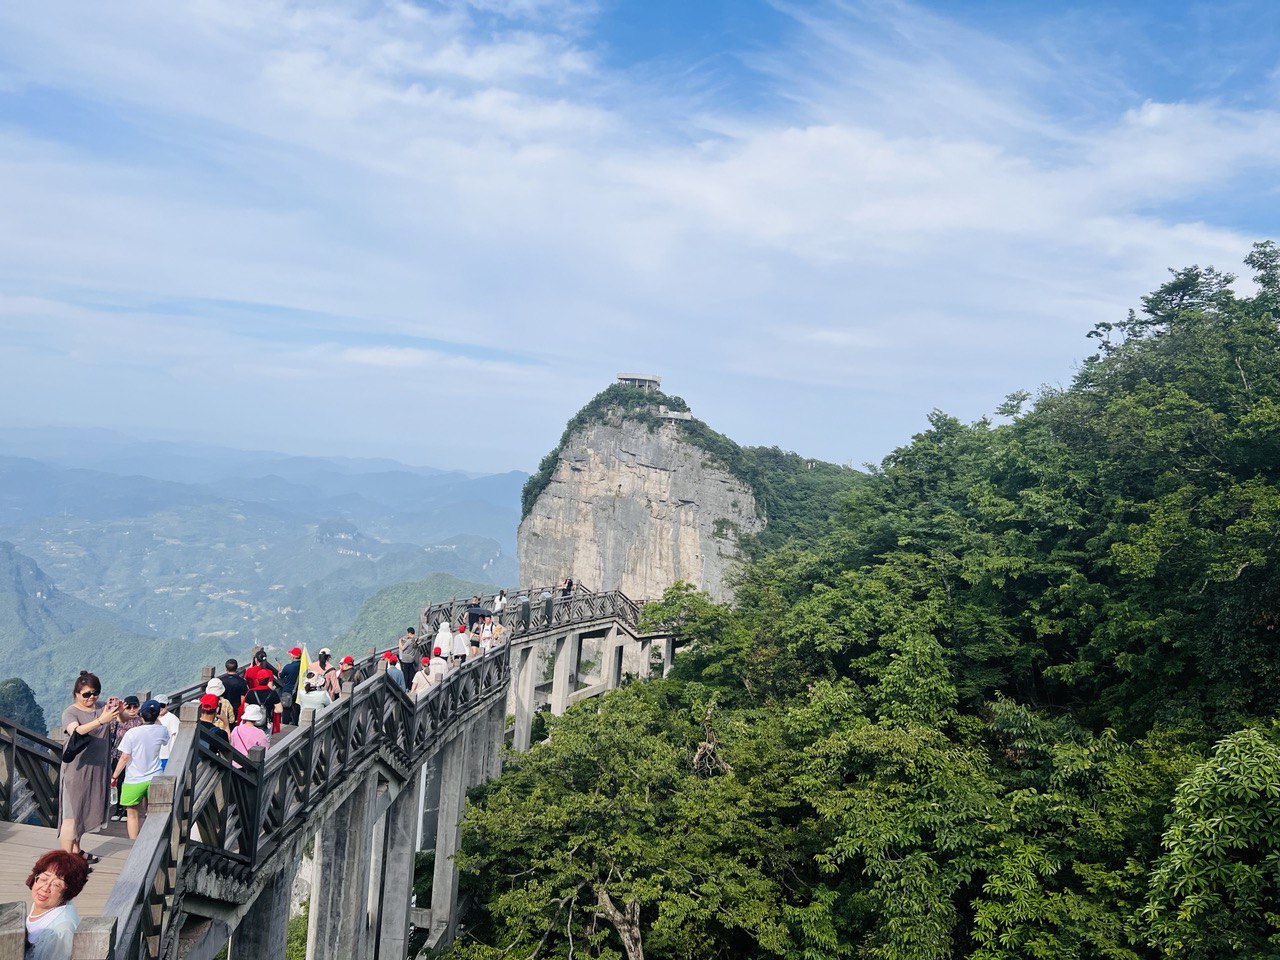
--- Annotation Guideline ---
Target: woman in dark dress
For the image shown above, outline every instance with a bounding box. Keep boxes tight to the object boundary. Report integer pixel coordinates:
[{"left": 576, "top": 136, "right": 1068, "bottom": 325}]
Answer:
[{"left": 58, "top": 671, "right": 120, "bottom": 864}]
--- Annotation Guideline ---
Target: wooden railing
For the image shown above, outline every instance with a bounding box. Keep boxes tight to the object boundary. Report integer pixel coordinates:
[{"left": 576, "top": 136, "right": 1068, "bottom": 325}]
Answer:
[{"left": 0, "top": 718, "right": 61, "bottom": 827}]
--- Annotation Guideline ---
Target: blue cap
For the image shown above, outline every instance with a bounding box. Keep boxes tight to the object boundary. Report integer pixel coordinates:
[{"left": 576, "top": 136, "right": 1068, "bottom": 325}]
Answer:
[{"left": 140, "top": 699, "right": 164, "bottom": 715}]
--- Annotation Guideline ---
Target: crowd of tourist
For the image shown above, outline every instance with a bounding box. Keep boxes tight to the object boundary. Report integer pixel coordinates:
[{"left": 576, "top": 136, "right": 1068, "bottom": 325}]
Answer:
[{"left": 30, "top": 585, "right": 564, "bottom": 955}]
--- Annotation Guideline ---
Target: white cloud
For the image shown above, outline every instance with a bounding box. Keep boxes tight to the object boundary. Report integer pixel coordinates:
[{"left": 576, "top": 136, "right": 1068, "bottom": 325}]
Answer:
[{"left": 0, "top": 0, "right": 1275, "bottom": 471}]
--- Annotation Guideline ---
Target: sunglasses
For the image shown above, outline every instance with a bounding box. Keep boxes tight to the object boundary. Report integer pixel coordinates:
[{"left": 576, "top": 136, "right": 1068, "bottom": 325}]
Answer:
[{"left": 78, "top": 690, "right": 100, "bottom": 699}]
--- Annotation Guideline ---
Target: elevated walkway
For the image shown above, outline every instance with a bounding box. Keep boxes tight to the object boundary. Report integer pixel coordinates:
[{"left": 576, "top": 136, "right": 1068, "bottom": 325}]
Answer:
[{"left": 0, "top": 586, "right": 670, "bottom": 960}]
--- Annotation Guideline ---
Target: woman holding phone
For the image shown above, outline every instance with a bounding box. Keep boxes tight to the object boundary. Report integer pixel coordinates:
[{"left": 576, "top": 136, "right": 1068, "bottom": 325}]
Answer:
[{"left": 58, "top": 671, "right": 120, "bottom": 864}]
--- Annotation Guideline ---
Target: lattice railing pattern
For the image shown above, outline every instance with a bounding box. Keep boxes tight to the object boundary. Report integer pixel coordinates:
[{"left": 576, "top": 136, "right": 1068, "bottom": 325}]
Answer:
[
  {"left": 421, "top": 586, "right": 640, "bottom": 639},
  {"left": 0, "top": 718, "right": 61, "bottom": 827},
  {"left": 107, "top": 642, "right": 514, "bottom": 959},
  {"left": 53, "top": 584, "right": 646, "bottom": 960}
]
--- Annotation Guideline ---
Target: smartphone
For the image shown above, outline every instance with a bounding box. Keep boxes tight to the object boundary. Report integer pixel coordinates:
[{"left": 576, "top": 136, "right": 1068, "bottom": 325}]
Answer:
[{"left": 105, "top": 696, "right": 122, "bottom": 710}]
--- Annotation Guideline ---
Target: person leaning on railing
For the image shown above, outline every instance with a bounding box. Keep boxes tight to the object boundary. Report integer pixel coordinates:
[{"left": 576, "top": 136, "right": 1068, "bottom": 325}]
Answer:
[
  {"left": 58, "top": 671, "right": 120, "bottom": 865},
  {"left": 24, "top": 849, "right": 90, "bottom": 960}
]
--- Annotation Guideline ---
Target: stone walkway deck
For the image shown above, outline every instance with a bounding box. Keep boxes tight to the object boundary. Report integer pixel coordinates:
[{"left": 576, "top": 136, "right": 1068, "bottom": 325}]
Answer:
[{"left": 0, "top": 821, "right": 133, "bottom": 915}]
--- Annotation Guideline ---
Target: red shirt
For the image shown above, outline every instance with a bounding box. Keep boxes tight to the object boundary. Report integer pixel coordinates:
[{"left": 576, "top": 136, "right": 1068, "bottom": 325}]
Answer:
[{"left": 244, "top": 665, "right": 275, "bottom": 690}]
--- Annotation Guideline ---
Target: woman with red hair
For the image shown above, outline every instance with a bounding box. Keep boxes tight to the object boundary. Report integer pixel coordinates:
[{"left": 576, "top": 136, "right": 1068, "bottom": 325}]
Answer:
[{"left": 24, "top": 849, "right": 89, "bottom": 959}]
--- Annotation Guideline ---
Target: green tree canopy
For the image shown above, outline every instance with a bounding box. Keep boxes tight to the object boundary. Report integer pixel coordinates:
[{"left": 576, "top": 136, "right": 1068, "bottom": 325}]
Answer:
[
  {"left": 456, "top": 243, "right": 1280, "bottom": 960},
  {"left": 0, "top": 677, "right": 46, "bottom": 734}
]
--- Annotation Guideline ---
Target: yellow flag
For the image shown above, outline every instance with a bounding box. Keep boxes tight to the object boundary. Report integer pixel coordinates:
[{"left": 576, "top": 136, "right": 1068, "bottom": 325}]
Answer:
[{"left": 297, "top": 646, "right": 311, "bottom": 694}]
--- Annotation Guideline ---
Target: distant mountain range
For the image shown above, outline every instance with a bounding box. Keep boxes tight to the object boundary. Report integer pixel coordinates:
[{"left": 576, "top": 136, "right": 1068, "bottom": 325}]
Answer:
[
  {"left": 0, "top": 541, "right": 197, "bottom": 731},
  {"left": 0, "top": 429, "right": 529, "bottom": 727}
]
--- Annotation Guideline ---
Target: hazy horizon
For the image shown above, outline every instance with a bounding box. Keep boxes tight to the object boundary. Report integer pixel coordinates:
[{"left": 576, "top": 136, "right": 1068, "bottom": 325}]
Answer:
[{"left": 2, "top": 1, "right": 1277, "bottom": 472}]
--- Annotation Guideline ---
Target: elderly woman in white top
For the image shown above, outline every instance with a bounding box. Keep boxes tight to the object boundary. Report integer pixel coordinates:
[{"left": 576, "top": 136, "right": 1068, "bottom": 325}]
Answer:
[{"left": 24, "top": 849, "right": 90, "bottom": 960}]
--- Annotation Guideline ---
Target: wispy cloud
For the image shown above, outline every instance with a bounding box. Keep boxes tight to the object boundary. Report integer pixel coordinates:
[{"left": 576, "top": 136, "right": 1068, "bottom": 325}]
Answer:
[{"left": 0, "top": 0, "right": 1275, "bottom": 470}]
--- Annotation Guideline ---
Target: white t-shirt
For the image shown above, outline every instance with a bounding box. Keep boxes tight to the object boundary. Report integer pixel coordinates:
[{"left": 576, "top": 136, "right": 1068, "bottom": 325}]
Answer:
[
  {"left": 409, "top": 671, "right": 432, "bottom": 699},
  {"left": 298, "top": 688, "right": 332, "bottom": 712},
  {"left": 429, "top": 656, "right": 449, "bottom": 682},
  {"left": 118, "top": 724, "right": 170, "bottom": 784},
  {"left": 158, "top": 712, "right": 181, "bottom": 760},
  {"left": 27, "top": 904, "right": 69, "bottom": 945}
]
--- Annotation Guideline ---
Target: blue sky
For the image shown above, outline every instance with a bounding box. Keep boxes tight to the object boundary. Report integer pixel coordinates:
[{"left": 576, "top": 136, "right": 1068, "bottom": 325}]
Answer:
[{"left": 0, "top": 0, "right": 1277, "bottom": 473}]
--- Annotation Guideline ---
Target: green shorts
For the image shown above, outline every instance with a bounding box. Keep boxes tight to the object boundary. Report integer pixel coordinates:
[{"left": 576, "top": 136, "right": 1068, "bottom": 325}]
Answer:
[{"left": 119, "top": 780, "right": 150, "bottom": 807}]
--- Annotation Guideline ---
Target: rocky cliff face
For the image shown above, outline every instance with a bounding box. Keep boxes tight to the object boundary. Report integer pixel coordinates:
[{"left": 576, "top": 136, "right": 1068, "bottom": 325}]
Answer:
[{"left": 518, "top": 420, "right": 762, "bottom": 602}]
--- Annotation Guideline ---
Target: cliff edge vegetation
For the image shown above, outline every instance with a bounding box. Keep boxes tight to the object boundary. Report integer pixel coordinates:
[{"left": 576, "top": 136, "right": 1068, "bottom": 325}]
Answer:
[{"left": 520, "top": 383, "right": 863, "bottom": 557}]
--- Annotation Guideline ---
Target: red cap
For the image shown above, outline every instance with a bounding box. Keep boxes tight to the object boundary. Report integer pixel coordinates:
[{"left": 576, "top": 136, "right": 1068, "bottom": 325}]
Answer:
[
  {"left": 433, "top": 647, "right": 442, "bottom": 656},
  {"left": 457, "top": 624, "right": 466, "bottom": 632},
  {"left": 199, "top": 694, "right": 220, "bottom": 711},
  {"left": 289, "top": 647, "right": 302, "bottom": 657},
  {"left": 341, "top": 655, "right": 354, "bottom": 665},
  {"left": 422, "top": 656, "right": 431, "bottom": 664},
  {"left": 382, "top": 650, "right": 397, "bottom": 662}
]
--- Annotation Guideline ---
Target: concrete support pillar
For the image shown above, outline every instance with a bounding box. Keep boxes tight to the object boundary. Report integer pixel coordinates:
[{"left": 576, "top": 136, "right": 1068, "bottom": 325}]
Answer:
[
  {"left": 309, "top": 772, "right": 377, "bottom": 960},
  {"left": 231, "top": 857, "right": 298, "bottom": 960},
  {"left": 376, "top": 774, "right": 424, "bottom": 960},
  {"left": 364, "top": 796, "right": 388, "bottom": 960},
  {"left": 464, "top": 716, "right": 488, "bottom": 791},
  {"left": 663, "top": 636, "right": 676, "bottom": 678},
  {"left": 638, "top": 638, "right": 653, "bottom": 680},
  {"left": 487, "top": 700, "right": 505, "bottom": 780},
  {"left": 417, "top": 756, "right": 442, "bottom": 853},
  {"left": 430, "top": 728, "right": 471, "bottom": 946},
  {"left": 512, "top": 645, "right": 538, "bottom": 751},
  {"left": 603, "top": 625, "right": 622, "bottom": 690},
  {"left": 550, "top": 632, "right": 579, "bottom": 716}
]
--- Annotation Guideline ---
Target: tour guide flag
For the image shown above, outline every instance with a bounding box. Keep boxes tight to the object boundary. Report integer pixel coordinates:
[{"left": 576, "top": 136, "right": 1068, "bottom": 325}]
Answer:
[{"left": 297, "top": 646, "right": 311, "bottom": 694}]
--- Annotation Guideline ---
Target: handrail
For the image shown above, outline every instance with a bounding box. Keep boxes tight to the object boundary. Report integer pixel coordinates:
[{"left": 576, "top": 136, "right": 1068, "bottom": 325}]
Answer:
[
  {"left": 0, "top": 718, "right": 61, "bottom": 826},
  {"left": 153, "top": 584, "right": 600, "bottom": 711},
  {"left": 48, "top": 586, "right": 647, "bottom": 960},
  {"left": 419, "top": 586, "right": 638, "bottom": 643},
  {"left": 105, "top": 645, "right": 513, "bottom": 960}
]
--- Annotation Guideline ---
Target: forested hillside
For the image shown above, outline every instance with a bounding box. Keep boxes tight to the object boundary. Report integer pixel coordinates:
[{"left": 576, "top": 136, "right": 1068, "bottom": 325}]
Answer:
[
  {"left": 333, "top": 571, "right": 492, "bottom": 651},
  {"left": 454, "top": 243, "right": 1280, "bottom": 960},
  {"left": 0, "top": 542, "right": 197, "bottom": 731}
]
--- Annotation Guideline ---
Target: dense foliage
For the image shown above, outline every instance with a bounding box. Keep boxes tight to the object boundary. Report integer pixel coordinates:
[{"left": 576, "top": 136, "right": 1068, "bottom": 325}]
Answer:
[
  {"left": 519, "top": 384, "right": 862, "bottom": 555},
  {"left": 0, "top": 677, "right": 46, "bottom": 733},
  {"left": 462, "top": 244, "right": 1280, "bottom": 960}
]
